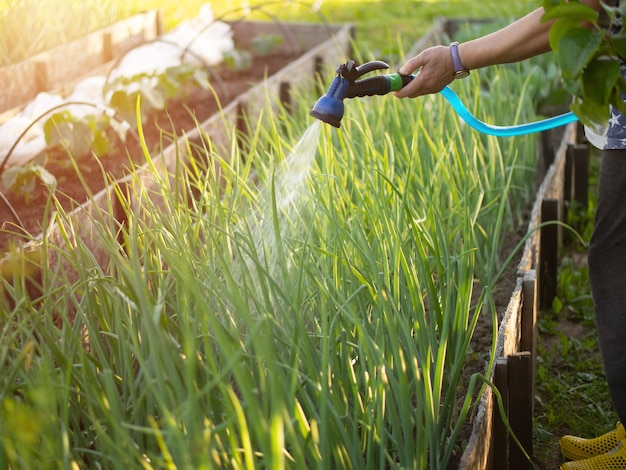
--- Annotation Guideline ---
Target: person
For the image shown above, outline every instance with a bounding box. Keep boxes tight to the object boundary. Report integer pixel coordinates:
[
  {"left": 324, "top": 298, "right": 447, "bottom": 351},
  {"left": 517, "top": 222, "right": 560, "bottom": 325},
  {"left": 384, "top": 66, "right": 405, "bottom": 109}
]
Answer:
[{"left": 394, "top": 2, "right": 626, "bottom": 469}]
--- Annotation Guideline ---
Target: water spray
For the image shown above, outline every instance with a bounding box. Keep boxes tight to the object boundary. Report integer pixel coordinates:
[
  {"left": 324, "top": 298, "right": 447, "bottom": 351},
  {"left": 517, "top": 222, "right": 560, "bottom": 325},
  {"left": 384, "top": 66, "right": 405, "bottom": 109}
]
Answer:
[{"left": 310, "top": 60, "right": 578, "bottom": 136}]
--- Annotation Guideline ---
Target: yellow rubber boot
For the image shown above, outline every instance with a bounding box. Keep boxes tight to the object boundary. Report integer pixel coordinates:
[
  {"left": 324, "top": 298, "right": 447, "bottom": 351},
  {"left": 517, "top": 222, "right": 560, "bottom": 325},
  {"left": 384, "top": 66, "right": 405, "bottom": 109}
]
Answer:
[
  {"left": 560, "top": 423, "right": 625, "bottom": 461},
  {"left": 560, "top": 439, "right": 626, "bottom": 470}
]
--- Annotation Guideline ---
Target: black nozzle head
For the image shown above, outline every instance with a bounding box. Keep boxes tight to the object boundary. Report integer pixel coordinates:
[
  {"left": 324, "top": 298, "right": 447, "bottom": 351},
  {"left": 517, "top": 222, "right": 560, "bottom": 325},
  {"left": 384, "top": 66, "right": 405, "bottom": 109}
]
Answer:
[
  {"left": 310, "top": 107, "right": 341, "bottom": 128},
  {"left": 309, "top": 75, "right": 348, "bottom": 128},
  {"left": 309, "top": 91, "right": 344, "bottom": 128}
]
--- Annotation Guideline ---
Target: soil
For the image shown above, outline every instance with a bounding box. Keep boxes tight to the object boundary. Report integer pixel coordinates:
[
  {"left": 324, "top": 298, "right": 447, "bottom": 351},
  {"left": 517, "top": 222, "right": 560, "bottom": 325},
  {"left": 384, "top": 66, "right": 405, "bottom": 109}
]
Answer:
[{"left": 0, "top": 53, "right": 297, "bottom": 253}]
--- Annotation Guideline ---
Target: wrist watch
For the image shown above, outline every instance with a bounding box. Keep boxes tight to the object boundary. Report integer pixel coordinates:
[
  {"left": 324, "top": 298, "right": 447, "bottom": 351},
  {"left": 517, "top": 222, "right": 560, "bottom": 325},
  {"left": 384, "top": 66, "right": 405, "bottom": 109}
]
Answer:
[{"left": 450, "top": 42, "right": 470, "bottom": 79}]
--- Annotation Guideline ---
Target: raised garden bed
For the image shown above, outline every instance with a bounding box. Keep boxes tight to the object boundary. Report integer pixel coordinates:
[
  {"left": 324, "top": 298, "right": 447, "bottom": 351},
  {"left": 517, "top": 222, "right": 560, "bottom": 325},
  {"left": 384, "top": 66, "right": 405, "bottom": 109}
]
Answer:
[
  {"left": 0, "top": 13, "right": 353, "bottom": 260},
  {"left": 400, "top": 16, "right": 589, "bottom": 469},
  {"left": 0, "top": 13, "right": 584, "bottom": 469},
  {"left": 458, "top": 121, "right": 588, "bottom": 470},
  {"left": 0, "top": 10, "right": 163, "bottom": 117}
]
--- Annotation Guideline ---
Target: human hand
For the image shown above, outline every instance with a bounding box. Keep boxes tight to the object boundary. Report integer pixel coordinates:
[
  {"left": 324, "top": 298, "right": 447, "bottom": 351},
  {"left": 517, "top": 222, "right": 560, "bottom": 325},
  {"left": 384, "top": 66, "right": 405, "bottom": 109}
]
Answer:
[{"left": 394, "top": 45, "right": 456, "bottom": 98}]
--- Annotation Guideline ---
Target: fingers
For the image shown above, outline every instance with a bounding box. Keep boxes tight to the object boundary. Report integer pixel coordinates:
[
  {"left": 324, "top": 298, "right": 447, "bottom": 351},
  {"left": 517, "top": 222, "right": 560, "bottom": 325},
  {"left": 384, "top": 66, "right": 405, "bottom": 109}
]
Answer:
[
  {"left": 394, "top": 46, "right": 455, "bottom": 98},
  {"left": 394, "top": 72, "right": 453, "bottom": 98},
  {"left": 398, "top": 54, "right": 425, "bottom": 76}
]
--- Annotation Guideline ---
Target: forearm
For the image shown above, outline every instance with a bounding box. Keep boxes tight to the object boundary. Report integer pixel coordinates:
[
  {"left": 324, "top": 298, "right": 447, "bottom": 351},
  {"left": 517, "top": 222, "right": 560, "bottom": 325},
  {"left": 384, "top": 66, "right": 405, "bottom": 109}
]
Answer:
[
  {"left": 459, "top": 0, "right": 603, "bottom": 68},
  {"left": 458, "top": 8, "right": 552, "bottom": 70},
  {"left": 395, "top": 0, "right": 603, "bottom": 99}
]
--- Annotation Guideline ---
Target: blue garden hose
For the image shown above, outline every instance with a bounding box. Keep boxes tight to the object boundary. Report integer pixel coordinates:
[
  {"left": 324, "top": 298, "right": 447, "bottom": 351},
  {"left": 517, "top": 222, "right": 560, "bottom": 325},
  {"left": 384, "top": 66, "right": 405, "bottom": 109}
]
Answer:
[
  {"left": 438, "top": 85, "right": 578, "bottom": 137},
  {"left": 310, "top": 60, "right": 579, "bottom": 135}
]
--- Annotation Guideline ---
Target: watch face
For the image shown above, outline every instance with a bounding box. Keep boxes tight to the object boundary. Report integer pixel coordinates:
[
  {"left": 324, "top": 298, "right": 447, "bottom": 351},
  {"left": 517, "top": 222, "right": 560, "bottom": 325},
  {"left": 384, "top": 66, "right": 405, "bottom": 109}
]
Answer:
[{"left": 454, "top": 70, "right": 470, "bottom": 79}]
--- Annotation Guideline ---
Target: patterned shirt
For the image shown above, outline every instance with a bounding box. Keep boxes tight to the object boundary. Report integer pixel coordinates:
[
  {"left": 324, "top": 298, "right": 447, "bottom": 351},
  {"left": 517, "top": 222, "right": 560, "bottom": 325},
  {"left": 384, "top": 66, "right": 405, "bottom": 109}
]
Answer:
[
  {"left": 584, "top": 1, "right": 626, "bottom": 150},
  {"left": 584, "top": 87, "right": 626, "bottom": 150}
]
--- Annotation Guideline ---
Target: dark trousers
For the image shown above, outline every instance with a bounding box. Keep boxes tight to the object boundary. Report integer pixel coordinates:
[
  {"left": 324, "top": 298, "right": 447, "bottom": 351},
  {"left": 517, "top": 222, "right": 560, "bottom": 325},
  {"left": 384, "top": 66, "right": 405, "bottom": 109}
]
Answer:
[{"left": 588, "top": 149, "right": 626, "bottom": 424}]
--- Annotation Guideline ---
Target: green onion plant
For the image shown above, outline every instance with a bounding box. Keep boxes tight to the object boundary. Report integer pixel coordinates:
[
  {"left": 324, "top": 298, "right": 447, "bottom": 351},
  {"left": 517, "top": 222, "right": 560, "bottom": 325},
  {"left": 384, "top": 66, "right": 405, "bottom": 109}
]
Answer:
[{"left": 1, "top": 53, "right": 541, "bottom": 469}]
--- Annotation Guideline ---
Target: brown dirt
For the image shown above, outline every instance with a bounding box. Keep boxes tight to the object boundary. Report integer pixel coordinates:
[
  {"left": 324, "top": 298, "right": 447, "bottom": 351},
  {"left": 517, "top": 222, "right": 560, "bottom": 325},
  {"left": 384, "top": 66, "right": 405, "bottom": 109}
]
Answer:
[{"left": 0, "top": 54, "right": 297, "bottom": 253}]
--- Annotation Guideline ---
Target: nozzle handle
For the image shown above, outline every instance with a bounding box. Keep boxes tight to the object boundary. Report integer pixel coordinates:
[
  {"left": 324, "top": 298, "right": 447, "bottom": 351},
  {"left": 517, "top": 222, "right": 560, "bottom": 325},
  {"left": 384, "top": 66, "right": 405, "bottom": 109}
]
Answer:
[{"left": 345, "top": 73, "right": 414, "bottom": 99}]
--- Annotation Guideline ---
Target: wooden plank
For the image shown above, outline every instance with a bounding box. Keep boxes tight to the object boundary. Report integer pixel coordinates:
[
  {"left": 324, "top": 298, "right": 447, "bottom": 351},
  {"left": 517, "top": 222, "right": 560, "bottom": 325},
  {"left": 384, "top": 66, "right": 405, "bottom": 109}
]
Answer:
[
  {"left": 227, "top": 20, "right": 345, "bottom": 55},
  {"left": 564, "top": 143, "right": 574, "bottom": 222},
  {"left": 43, "top": 34, "right": 106, "bottom": 88},
  {"left": 279, "top": 81, "right": 292, "bottom": 112},
  {"left": 539, "top": 198, "right": 560, "bottom": 309},
  {"left": 459, "top": 279, "right": 523, "bottom": 470},
  {"left": 0, "top": 61, "right": 38, "bottom": 114},
  {"left": 493, "top": 357, "right": 510, "bottom": 470},
  {"left": 520, "top": 270, "right": 538, "bottom": 425},
  {"left": 0, "top": 10, "right": 162, "bottom": 114},
  {"left": 102, "top": 32, "right": 114, "bottom": 63},
  {"left": 572, "top": 143, "right": 590, "bottom": 211},
  {"left": 508, "top": 352, "right": 533, "bottom": 470},
  {"left": 542, "top": 130, "right": 556, "bottom": 170},
  {"left": 520, "top": 270, "right": 537, "bottom": 359},
  {"left": 499, "top": 279, "right": 524, "bottom": 357},
  {"left": 458, "top": 389, "right": 495, "bottom": 470},
  {"left": 462, "top": 124, "right": 578, "bottom": 468},
  {"left": 112, "top": 9, "right": 162, "bottom": 54},
  {"left": 35, "top": 61, "right": 48, "bottom": 94}
]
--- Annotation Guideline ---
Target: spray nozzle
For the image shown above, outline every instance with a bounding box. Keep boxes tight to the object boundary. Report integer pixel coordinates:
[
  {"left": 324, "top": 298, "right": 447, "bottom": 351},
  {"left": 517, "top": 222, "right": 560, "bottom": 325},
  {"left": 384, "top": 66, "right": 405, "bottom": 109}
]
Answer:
[
  {"left": 310, "top": 60, "right": 580, "bottom": 135},
  {"left": 310, "top": 60, "right": 414, "bottom": 128}
]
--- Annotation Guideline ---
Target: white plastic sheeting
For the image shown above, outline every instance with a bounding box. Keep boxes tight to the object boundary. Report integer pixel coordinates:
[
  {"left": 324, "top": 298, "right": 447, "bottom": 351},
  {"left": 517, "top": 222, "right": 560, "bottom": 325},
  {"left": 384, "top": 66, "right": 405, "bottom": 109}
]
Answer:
[{"left": 0, "top": 4, "right": 234, "bottom": 168}]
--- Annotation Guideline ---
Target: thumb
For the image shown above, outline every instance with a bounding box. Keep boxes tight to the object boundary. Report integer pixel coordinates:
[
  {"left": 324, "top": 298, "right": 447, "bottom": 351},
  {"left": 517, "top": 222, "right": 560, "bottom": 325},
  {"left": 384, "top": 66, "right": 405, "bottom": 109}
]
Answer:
[{"left": 398, "top": 53, "right": 426, "bottom": 75}]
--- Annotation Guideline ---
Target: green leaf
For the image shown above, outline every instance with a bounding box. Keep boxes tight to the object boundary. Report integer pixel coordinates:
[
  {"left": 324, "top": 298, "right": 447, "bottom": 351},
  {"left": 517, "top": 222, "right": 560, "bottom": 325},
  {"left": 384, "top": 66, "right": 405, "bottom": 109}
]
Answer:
[
  {"left": 570, "top": 96, "right": 611, "bottom": 127},
  {"left": 598, "top": 1, "right": 626, "bottom": 20},
  {"left": 2, "top": 164, "right": 56, "bottom": 202},
  {"left": 582, "top": 57, "right": 620, "bottom": 104},
  {"left": 32, "top": 164, "right": 56, "bottom": 187},
  {"left": 192, "top": 68, "right": 210, "bottom": 90},
  {"left": 609, "top": 33, "right": 626, "bottom": 61},
  {"left": 548, "top": 18, "right": 580, "bottom": 52},
  {"left": 43, "top": 112, "right": 94, "bottom": 158},
  {"left": 223, "top": 49, "right": 253, "bottom": 72},
  {"left": 109, "top": 119, "right": 129, "bottom": 143},
  {"left": 557, "top": 28, "right": 603, "bottom": 78},
  {"left": 577, "top": 372, "right": 597, "bottom": 382},
  {"left": 137, "top": 79, "right": 166, "bottom": 110},
  {"left": 541, "top": 3, "right": 599, "bottom": 23},
  {"left": 109, "top": 90, "right": 135, "bottom": 115},
  {"left": 43, "top": 111, "right": 72, "bottom": 145},
  {"left": 560, "top": 76, "right": 580, "bottom": 97},
  {"left": 2, "top": 166, "right": 20, "bottom": 193},
  {"left": 69, "top": 120, "right": 95, "bottom": 158},
  {"left": 610, "top": 82, "right": 626, "bottom": 116},
  {"left": 45, "top": 120, "right": 73, "bottom": 148},
  {"left": 92, "top": 128, "right": 110, "bottom": 156},
  {"left": 110, "top": 90, "right": 139, "bottom": 127},
  {"left": 542, "top": 0, "right": 560, "bottom": 9},
  {"left": 250, "top": 33, "right": 284, "bottom": 57}
]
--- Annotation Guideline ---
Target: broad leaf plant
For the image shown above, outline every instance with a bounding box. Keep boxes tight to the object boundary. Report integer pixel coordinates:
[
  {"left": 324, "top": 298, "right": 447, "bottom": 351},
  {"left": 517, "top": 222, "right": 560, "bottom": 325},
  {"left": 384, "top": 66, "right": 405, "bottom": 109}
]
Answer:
[{"left": 543, "top": 0, "right": 626, "bottom": 125}]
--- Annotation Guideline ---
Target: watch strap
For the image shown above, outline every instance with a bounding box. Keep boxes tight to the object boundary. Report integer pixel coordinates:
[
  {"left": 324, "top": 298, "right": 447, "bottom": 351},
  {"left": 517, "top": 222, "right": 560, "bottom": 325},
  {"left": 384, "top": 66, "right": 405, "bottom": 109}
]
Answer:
[{"left": 450, "top": 42, "right": 469, "bottom": 78}]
